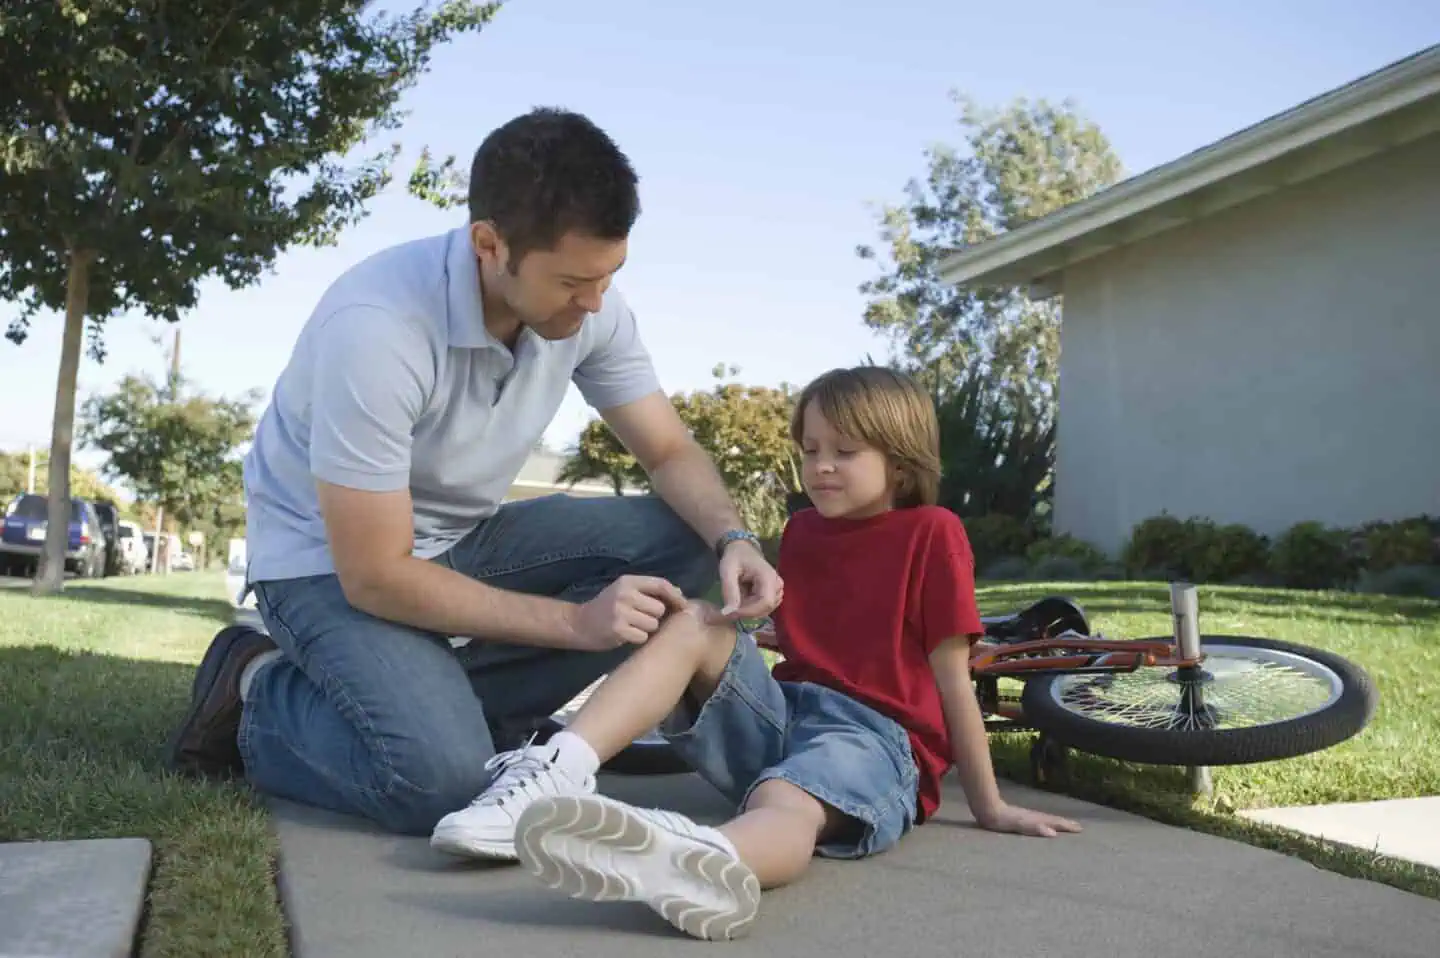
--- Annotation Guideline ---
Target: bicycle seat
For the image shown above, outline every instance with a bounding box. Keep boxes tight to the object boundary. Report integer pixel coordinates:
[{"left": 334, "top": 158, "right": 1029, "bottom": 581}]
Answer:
[{"left": 982, "top": 596, "right": 1090, "bottom": 642}]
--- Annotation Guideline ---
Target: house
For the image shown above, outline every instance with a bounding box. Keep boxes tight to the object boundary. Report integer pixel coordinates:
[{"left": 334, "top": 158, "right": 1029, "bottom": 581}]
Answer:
[{"left": 938, "top": 45, "right": 1440, "bottom": 555}]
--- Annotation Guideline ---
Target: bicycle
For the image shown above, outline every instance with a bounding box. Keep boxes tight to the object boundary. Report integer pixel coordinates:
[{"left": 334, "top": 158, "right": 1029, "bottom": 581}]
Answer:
[{"left": 528, "top": 583, "right": 1378, "bottom": 785}]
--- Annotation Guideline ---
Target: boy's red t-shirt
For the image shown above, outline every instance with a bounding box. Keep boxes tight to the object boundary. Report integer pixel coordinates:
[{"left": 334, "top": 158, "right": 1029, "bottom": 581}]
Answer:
[{"left": 769, "top": 504, "right": 983, "bottom": 821}]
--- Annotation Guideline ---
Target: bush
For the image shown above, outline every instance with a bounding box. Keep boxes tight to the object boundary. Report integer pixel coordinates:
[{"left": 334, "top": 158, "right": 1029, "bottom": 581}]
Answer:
[
  {"left": 962, "top": 514, "right": 1036, "bottom": 570},
  {"left": 1357, "top": 517, "right": 1440, "bottom": 572},
  {"left": 1269, "top": 521, "right": 1357, "bottom": 590},
  {"left": 1025, "top": 534, "right": 1107, "bottom": 575},
  {"left": 979, "top": 555, "right": 1030, "bottom": 581},
  {"left": 760, "top": 536, "right": 782, "bottom": 567},
  {"left": 1030, "top": 555, "right": 1093, "bottom": 581},
  {"left": 1356, "top": 564, "right": 1440, "bottom": 599},
  {"left": 1192, "top": 523, "right": 1271, "bottom": 583},
  {"left": 1122, "top": 514, "right": 1270, "bottom": 583},
  {"left": 1122, "top": 514, "right": 1202, "bottom": 579}
]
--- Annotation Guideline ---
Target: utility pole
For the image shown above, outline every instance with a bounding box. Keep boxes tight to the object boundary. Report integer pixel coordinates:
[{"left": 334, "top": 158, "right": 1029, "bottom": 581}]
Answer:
[{"left": 26, "top": 443, "right": 36, "bottom": 494}]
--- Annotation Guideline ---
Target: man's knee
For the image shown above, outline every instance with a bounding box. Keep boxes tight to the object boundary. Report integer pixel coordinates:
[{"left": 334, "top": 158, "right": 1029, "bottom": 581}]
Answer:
[{"left": 371, "top": 742, "right": 492, "bottom": 835}]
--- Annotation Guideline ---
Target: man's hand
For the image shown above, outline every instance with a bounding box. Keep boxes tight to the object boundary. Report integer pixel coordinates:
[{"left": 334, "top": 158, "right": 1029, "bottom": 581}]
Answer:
[
  {"left": 974, "top": 801, "right": 1083, "bottom": 838},
  {"left": 569, "top": 575, "right": 688, "bottom": 650},
  {"left": 715, "top": 541, "right": 783, "bottom": 621}
]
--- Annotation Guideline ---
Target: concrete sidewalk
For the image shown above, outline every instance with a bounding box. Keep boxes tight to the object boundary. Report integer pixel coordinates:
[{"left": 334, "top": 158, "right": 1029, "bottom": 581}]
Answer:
[
  {"left": 1241, "top": 797, "right": 1440, "bottom": 870},
  {"left": 268, "top": 771, "right": 1440, "bottom": 958}
]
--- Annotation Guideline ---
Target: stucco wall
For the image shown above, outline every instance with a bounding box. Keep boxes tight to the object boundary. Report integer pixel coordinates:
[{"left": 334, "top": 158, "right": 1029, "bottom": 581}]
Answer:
[{"left": 1055, "top": 132, "right": 1440, "bottom": 555}]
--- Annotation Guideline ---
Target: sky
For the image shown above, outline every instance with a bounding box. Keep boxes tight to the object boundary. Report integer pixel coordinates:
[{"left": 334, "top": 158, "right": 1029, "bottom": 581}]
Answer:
[{"left": 2, "top": 0, "right": 1437, "bottom": 472}]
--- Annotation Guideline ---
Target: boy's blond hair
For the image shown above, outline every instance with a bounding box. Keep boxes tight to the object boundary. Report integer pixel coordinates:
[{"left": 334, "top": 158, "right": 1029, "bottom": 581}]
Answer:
[{"left": 790, "top": 366, "right": 942, "bottom": 508}]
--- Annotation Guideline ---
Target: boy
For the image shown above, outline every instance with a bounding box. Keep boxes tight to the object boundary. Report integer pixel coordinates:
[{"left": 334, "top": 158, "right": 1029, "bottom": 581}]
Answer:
[{"left": 431, "top": 365, "right": 1082, "bottom": 939}]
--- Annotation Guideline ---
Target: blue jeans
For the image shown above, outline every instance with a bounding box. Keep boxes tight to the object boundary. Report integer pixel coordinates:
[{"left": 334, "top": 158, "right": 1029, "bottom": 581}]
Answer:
[
  {"left": 240, "top": 493, "right": 715, "bottom": 835},
  {"left": 662, "top": 631, "right": 920, "bottom": 859}
]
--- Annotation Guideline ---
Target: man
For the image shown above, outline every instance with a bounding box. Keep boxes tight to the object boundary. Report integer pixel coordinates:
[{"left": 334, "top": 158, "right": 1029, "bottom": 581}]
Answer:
[{"left": 165, "top": 108, "right": 784, "bottom": 840}]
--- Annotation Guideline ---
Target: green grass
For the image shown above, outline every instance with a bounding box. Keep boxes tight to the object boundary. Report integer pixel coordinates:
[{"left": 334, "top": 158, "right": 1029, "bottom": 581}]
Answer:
[
  {"left": 1, "top": 575, "right": 1436, "bottom": 957},
  {"left": 974, "top": 580, "right": 1440, "bottom": 899},
  {"left": 0, "top": 573, "right": 287, "bottom": 958}
]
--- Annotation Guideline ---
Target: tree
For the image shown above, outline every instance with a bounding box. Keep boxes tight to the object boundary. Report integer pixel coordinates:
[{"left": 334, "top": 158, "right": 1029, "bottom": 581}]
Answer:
[
  {"left": 0, "top": 0, "right": 501, "bottom": 594},
  {"left": 0, "top": 448, "right": 124, "bottom": 505},
  {"left": 559, "top": 366, "right": 802, "bottom": 537},
  {"left": 857, "top": 93, "right": 1122, "bottom": 419},
  {"left": 78, "top": 372, "right": 259, "bottom": 568}
]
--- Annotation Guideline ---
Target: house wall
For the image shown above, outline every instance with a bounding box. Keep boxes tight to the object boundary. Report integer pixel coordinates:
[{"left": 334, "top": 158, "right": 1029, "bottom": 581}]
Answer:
[{"left": 1055, "top": 132, "right": 1440, "bottom": 555}]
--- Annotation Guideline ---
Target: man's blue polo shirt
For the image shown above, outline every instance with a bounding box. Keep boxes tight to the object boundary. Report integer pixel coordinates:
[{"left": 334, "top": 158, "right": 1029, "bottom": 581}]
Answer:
[{"left": 241, "top": 226, "right": 661, "bottom": 582}]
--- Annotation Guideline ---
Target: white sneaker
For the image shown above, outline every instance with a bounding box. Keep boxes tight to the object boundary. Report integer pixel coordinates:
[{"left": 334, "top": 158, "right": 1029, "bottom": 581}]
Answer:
[
  {"left": 514, "top": 793, "right": 761, "bottom": 941},
  {"left": 430, "top": 743, "right": 596, "bottom": 860}
]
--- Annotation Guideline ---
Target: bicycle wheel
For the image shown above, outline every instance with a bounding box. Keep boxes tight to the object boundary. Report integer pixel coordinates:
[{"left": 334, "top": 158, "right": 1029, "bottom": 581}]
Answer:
[{"left": 1018, "top": 635, "right": 1377, "bottom": 766}]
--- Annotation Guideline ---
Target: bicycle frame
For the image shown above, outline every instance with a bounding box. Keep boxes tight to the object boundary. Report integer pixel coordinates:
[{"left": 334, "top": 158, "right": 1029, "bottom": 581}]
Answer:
[{"left": 969, "top": 633, "right": 1197, "bottom": 678}]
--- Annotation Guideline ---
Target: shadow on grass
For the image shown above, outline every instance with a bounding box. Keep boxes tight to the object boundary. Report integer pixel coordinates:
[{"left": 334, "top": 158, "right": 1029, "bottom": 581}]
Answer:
[
  {"left": 0, "top": 645, "right": 201, "bottom": 793},
  {"left": 37, "top": 581, "right": 235, "bottom": 626}
]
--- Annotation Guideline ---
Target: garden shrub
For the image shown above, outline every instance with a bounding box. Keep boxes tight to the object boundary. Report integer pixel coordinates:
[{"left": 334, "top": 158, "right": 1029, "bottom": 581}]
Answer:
[
  {"left": 1190, "top": 523, "right": 1270, "bottom": 583},
  {"left": 1122, "top": 513, "right": 1204, "bottom": 579},
  {"left": 1357, "top": 517, "right": 1439, "bottom": 572},
  {"left": 962, "top": 514, "right": 1036, "bottom": 570},
  {"left": 1025, "top": 534, "right": 1107, "bottom": 574},
  {"left": 1030, "top": 555, "right": 1092, "bottom": 581},
  {"left": 1356, "top": 564, "right": 1440, "bottom": 599},
  {"left": 979, "top": 555, "right": 1030, "bottom": 581},
  {"left": 760, "top": 536, "right": 782, "bottom": 567},
  {"left": 1269, "top": 521, "right": 1357, "bottom": 590}
]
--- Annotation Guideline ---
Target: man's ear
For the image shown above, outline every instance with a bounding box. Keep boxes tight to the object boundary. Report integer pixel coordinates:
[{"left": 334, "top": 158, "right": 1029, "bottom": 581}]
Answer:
[{"left": 470, "top": 221, "right": 506, "bottom": 269}]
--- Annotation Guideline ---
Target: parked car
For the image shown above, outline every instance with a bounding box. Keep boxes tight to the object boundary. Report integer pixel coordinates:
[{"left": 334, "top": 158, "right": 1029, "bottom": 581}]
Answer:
[
  {"left": 91, "top": 500, "right": 122, "bottom": 576},
  {"left": 114, "top": 520, "right": 149, "bottom": 574},
  {"left": 0, "top": 493, "right": 108, "bottom": 578}
]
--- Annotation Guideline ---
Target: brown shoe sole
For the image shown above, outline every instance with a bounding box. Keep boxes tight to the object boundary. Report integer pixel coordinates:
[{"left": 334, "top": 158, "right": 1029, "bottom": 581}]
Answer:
[{"left": 166, "top": 625, "right": 275, "bottom": 779}]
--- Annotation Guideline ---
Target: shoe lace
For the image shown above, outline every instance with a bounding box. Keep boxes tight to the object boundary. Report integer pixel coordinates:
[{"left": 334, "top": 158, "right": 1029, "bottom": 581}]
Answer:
[{"left": 471, "top": 735, "right": 557, "bottom": 808}]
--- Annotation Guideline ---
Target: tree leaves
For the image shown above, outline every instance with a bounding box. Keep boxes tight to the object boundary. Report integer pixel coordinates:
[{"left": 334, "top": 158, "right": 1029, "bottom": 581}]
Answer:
[
  {"left": 858, "top": 93, "right": 1122, "bottom": 421},
  {"left": 77, "top": 372, "right": 260, "bottom": 531},
  {"left": 0, "top": 0, "right": 502, "bottom": 351},
  {"left": 558, "top": 370, "right": 802, "bottom": 536}
]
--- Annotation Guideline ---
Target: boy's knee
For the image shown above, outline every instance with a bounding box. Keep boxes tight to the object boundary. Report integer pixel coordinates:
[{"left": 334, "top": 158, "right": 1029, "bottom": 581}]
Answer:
[
  {"left": 371, "top": 744, "right": 491, "bottom": 835},
  {"left": 660, "top": 601, "right": 738, "bottom": 656}
]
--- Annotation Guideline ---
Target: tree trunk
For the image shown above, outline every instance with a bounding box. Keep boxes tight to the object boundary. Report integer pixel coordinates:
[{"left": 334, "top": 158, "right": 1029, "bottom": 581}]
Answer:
[
  {"left": 150, "top": 507, "right": 165, "bottom": 574},
  {"left": 32, "top": 248, "right": 95, "bottom": 596}
]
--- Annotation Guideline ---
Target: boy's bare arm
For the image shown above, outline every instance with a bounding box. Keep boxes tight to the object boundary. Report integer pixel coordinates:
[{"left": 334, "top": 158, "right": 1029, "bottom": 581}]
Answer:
[
  {"left": 930, "top": 637, "right": 1084, "bottom": 837},
  {"left": 929, "top": 637, "right": 1006, "bottom": 820}
]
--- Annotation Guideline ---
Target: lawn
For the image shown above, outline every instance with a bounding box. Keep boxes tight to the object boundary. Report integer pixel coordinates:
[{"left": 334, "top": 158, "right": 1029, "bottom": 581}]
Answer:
[
  {"left": 0, "top": 572, "right": 288, "bottom": 958},
  {"left": 0, "top": 574, "right": 1436, "bottom": 957},
  {"left": 974, "top": 580, "right": 1440, "bottom": 898}
]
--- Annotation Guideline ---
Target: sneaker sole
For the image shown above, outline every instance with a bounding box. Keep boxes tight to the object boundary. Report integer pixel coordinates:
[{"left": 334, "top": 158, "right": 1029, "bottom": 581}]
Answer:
[
  {"left": 429, "top": 825, "right": 519, "bottom": 862},
  {"left": 515, "top": 795, "right": 760, "bottom": 941}
]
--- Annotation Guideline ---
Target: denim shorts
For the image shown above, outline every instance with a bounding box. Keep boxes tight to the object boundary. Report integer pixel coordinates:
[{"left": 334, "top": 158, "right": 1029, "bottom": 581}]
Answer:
[{"left": 660, "top": 629, "right": 920, "bottom": 859}]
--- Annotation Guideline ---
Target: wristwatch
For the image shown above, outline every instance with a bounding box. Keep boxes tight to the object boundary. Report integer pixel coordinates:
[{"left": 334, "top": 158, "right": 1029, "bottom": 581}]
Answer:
[{"left": 714, "top": 528, "right": 762, "bottom": 558}]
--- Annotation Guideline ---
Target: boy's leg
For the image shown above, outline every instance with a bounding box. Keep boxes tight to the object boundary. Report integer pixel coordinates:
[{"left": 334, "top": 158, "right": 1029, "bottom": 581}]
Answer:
[
  {"left": 441, "top": 491, "right": 719, "bottom": 738},
  {"left": 508, "top": 619, "right": 792, "bottom": 940},
  {"left": 431, "top": 600, "right": 753, "bottom": 857},
  {"left": 741, "top": 683, "right": 920, "bottom": 862}
]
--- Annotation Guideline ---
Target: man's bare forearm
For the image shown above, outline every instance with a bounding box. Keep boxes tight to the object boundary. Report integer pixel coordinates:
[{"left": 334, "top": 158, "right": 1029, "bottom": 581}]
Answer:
[
  {"left": 345, "top": 557, "right": 582, "bottom": 648},
  {"left": 645, "top": 439, "right": 748, "bottom": 548}
]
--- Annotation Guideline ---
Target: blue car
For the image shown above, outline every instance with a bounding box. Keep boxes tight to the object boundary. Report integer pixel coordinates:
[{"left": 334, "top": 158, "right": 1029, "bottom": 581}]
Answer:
[{"left": 0, "top": 493, "right": 108, "bottom": 578}]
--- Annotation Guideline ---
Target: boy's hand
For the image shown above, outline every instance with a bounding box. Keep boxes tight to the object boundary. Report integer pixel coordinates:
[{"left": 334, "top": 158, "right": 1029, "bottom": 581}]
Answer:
[{"left": 975, "top": 802, "right": 1082, "bottom": 838}]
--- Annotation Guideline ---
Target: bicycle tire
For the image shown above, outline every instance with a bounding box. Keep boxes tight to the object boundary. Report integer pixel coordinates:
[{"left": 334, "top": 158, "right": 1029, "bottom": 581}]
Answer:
[{"left": 1018, "top": 635, "right": 1377, "bottom": 767}]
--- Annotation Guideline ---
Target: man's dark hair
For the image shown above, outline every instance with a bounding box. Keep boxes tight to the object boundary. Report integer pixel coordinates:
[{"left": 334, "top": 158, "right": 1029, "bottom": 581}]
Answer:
[{"left": 468, "top": 108, "right": 640, "bottom": 267}]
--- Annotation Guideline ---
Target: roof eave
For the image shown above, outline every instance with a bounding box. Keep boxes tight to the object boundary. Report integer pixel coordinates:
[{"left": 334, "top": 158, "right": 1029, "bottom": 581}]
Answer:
[{"left": 937, "top": 45, "right": 1440, "bottom": 293}]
